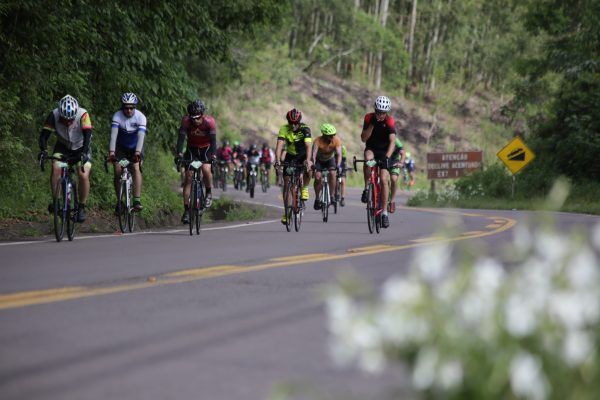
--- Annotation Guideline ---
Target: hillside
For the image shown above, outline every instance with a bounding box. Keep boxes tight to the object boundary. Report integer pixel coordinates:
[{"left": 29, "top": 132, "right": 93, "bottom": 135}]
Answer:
[{"left": 216, "top": 70, "right": 514, "bottom": 171}]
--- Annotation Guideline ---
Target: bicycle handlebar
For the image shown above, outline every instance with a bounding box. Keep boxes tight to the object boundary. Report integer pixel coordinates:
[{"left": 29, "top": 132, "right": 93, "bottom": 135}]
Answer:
[{"left": 39, "top": 154, "right": 83, "bottom": 173}]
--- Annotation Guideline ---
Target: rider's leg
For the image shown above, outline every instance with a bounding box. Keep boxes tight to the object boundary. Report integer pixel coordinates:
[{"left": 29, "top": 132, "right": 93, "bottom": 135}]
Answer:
[
  {"left": 182, "top": 171, "right": 193, "bottom": 209},
  {"left": 328, "top": 170, "right": 336, "bottom": 201},
  {"left": 113, "top": 162, "right": 123, "bottom": 201},
  {"left": 390, "top": 172, "right": 398, "bottom": 209},
  {"left": 132, "top": 162, "right": 142, "bottom": 198},
  {"left": 380, "top": 168, "right": 391, "bottom": 215},
  {"left": 362, "top": 149, "right": 374, "bottom": 202},
  {"left": 202, "top": 163, "right": 212, "bottom": 191},
  {"left": 50, "top": 161, "right": 61, "bottom": 198},
  {"left": 77, "top": 162, "right": 91, "bottom": 205},
  {"left": 313, "top": 170, "right": 322, "bottom": 209}
]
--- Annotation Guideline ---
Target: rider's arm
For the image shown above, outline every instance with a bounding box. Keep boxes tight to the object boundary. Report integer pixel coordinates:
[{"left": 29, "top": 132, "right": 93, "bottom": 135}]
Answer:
[
  {"left": 310, "top": 141, "right": 317, "bottom": 165},
  {"left": 335, "top": 144, "right": 342, "bottom": 167},
  {"left": 176, "top": 118, "right": 187, "bottom": 155},
  {"left": 109, "top": 121, "right": 118, "bottom": 154},
  {"left": 360, "top": 114, "right": 374, "bottom": 143},
  {"left": 80, "top": 112, "right": 93, "bottom": 154},
  {"left": 275, "top": 138, "right": 284, "bottom": 163},
  {"left": 385, "top": 133, "right": 396, "bottom": 158},
  {"left": 38, "top": 112, "right": 55, "bottom": 151},
  {"left": 135, "top": 113, "right": 147, "bottom": 154}
]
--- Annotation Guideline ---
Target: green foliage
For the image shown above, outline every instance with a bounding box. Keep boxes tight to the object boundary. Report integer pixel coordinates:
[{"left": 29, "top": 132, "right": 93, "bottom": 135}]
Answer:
[{"left": 454, "top": 164, "right": 512, "bottom": 198}]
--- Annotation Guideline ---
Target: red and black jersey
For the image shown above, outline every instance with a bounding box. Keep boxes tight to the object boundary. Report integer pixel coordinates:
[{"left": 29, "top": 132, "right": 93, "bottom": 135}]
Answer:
[
  {"left": 363, "top": 113, "right": 396, "bottom": 152},
  {"left": 179, "top": 115, "right": 217, "bottom": 148}
]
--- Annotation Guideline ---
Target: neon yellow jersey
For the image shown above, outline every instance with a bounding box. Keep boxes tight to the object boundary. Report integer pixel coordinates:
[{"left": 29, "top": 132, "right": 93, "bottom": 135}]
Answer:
[{"left": 277, "top": 123, "right": 312, "bottom": 156}]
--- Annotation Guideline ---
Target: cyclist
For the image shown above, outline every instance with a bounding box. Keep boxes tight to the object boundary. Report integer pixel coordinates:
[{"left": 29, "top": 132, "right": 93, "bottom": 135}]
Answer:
[
  {"left": 336, "top": 145, "right": 348, "bottom": 206},
  {"left": 216, "top": 139, "right": 233, "bottom": 177},
  {"left": 108, "top": 92, "right": 147, "bottom": 213},
  {"left": 38, "top": 94, "right": 93, "bottom": 222},
  {"left": 175, "top": 99, "right": 217, "bottom": 224},
  {"left": 405, "top": 151, "right": 415, "bottom": 187},
  {"left": 388, "top": 138, "right": 405, "bottom": 213},
  {"left": 311, "top": 123, "right": 342, "bottom": 210},
  {"left": 245, "top": 143, "right": 261, "bottom": 190},
  {"left": 274, "top": 108, "right": 312, "bottom": 224},
  {"left": 259, "top": 142, "right": 273, "bottom": 187},
  {"left": 360, "top": 95, "right": 396, "bottom": 228}
]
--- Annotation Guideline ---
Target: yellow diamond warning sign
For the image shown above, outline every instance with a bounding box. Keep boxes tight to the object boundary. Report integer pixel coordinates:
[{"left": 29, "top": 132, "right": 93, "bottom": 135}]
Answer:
[{"left": 497, "top": 136, "right": 535, "bottom": 175}]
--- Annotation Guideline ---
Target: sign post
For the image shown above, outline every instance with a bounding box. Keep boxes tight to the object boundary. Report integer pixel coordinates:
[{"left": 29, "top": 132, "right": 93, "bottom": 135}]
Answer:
[
  {"left": 427, "top": 151, "right": 483, "bottom": 182},
  {"left": 497, "top": 137, "right": 535, "bottom": 198}
]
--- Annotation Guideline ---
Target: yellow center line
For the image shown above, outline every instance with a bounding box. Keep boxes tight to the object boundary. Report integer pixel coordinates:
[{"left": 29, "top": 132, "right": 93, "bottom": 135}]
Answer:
[{"left": 0, "top": 212, "right": 517, "bottom": 310}]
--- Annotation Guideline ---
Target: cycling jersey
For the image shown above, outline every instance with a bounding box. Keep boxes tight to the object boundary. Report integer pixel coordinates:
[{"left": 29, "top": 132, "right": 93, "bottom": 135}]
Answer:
[
  {"left": 277, "top": 123, "right": 312, "bottom": 156},
  {"left": 391, "top": 138, "right": 404, "bottom": 160},
  {"left": 405, "top": 158, "right": 415, "bottom": 172},
  {"left": 313, "top": 136, "right": 342, "bottom": 162},
  {"left": 217, "top": 146, "right": 233, "bottom": 161},
  {"left": 363, "top": 113, "right": 396, "bottom": 152},
  {"left": 246, "top": 149, "right": 261, "bottom": 164},
  {"left": 260, "top": 148, "right": 272, "bottom": 163},
  {"left": 110, "top": 109, "right": 147, "bottom": 152},
  {"left": 179, "top": 115, "right": 217, "bottom": 149},
  {"left": 43, "top": 108, "right": 92, "bottom": 150}
]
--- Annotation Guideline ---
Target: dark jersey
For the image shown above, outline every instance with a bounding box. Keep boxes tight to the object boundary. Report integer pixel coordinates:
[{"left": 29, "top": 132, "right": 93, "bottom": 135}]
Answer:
[{"left": 363, "top": 113, "right": 396, "bottom": 152}]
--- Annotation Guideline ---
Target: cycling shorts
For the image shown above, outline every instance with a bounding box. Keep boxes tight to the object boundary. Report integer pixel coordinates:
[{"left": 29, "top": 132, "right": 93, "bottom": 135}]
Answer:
[
  {"left": 282, "top": 153, "right": 306, "bottom": 177},
  {"left": 184, "top": 146, "right": 212, "bottom": 163},
  {"left": 53, "top": 141, "right": 91, "bottom": 167},
  {"left": 365, "top": 147, "right": 389, "bottom": 170},
  {"left": 115, "top": 144, "right": 144, "bottom": 163},
  {"left": 314, "top": 158, "right": 336, "bottom": 172}
]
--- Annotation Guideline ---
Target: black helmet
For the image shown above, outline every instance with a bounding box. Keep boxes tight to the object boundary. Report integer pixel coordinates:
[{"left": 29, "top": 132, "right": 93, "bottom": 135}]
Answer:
[
  {"left": 262, "top": 142, "right": 268, "bottom": 149},
  {"left": 223, "top": 140, "right": 230, "bottom": 146},
  {"left": 250, "top": 143, "right": 257, "bottom": 150},
  {"left": 187, "top": 99, "right": 206, "bottom": 116}
]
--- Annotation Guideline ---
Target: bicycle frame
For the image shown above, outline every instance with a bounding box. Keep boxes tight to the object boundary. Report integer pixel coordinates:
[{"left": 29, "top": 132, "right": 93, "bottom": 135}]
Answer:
[
  {"left": 42, "top": 155, "right": 80, "bottom": 242},
  {"left": 353, "top": 156, "right": 386, "bottom": 234}
]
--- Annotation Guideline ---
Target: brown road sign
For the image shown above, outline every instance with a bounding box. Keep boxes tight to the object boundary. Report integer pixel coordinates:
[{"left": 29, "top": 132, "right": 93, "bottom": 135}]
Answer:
[
  {"left": 427, "top": 151, "right": 483, "bottom": 179},
  {"left": 497, "top": 136, "right": 535, "bottom": 175}
]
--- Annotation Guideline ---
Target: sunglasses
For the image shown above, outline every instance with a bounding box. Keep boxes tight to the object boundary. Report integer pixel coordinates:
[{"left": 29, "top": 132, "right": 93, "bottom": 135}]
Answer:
[
  {"left": 375, "top": 111, "right": 386, "bottom": 116},
  {"left": 190, "top": 115, "right": 203, "bottom": 120},
  {"left": 123, "top": 106, "right": 135, "bottom": 111}
]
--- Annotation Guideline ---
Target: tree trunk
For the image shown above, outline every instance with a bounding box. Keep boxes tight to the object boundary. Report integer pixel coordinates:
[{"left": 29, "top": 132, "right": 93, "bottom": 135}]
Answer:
[
  {"left": 407, "top": 0, "right": 418, "bottom": 86},
  {"left": 375, "top": 0, "right": 390, "bottom": 89}
]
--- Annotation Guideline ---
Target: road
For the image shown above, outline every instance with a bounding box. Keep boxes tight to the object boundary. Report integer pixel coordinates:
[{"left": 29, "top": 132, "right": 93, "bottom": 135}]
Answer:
[{"left": 0, "top": 185, "right": 598, "bottom": 400}]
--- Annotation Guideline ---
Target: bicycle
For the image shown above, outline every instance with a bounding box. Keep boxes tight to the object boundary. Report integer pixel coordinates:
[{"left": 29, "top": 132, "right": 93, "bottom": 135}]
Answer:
[
  {"left": 104, "top": 156, "right": 139, "bottom": 233},
  {"left": 40, "top": 154, "right": 83, "bottom": 242},
  {"left": 247, "top": 162, "right": 258, "bottom": 198},
  {"left": 259, "top": 164, "right": 269, "bottom": 193},
  {"left": 179, "top": 158, "right": 209, "bottom": 236},
  {"left": 281, "top": 160, "right": 306, "bottom": 232},
  {"left": 218, "top": 160, "right": 228, "bottom": 191},
  {"left": 353, "top": 156, "right": 387, "bottom": 234},
  {"left": 315, "top": 166, "right": 337, "bottom": 222},
  {"left": 233, "top": 164, "right": 245, "bottom": 191}
]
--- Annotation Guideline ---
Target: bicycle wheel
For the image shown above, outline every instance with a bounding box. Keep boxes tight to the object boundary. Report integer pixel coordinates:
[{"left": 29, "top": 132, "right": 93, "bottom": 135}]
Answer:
[
  {"left": 283, "top": 181, "right": 293, "bottom": 232},
  {"left": 118, "top": 180, "right": 128, "bottom": 233},
  {"left": 67, "top": 180, "right": 77, "bottom": 241},
  {"left": 249, "top": 176, "right": 255, "bottom": 198},
  {"left": 294, "top": 180, "right": 302, "bottom": 232},
  {"left": 127, "top": 182, "right": 135, "bottom": 233},
  {"left": 366, "top": 183, "right": 375, "bottom": 234},
  {"left": 53, "top": 181, "right": 65, "bottom": 242},
  {"left": 321, "top": 183, "right": 329, "bottom": 223},
  {"left": 189, "top": 180, "right": 196, "bottom": 236},
  {"left": 261, "top": 171, "right": 268, "bottom": 192},
  {"left": 334, "top": 179, "right": 340, "bottom": 214},
  {"left": 195, "top": 180, "right": 203, "bottom": 235},
  {"left": 221, "top": 170, "right": 227, "bottom": 192}
]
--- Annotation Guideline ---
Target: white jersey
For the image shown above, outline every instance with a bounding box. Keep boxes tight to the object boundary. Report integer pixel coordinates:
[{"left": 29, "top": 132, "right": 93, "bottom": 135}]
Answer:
[{"left": 110, "top": 109, "right": 147, "bottom": 151}]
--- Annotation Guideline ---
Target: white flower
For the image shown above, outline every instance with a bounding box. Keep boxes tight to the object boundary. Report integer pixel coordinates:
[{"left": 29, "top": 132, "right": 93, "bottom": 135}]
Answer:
[
  {"left": 358, "top": 347, "right": 386, "bottom": 374},
  {"left": 414, "top": 242, "right": 451, "bottom": 283},
  {"left": 534, "top": 230, "right": 569, "bottom": 264},
  {"left": 513, "top": 223, "right": 534, "bottom": 253},
  {"left": 382, "top": 276, "right": 423, "bottom": 306},
  {"left": 504, "top": 294, "right": 538, "bottom": 337},
  {"left": 510, "top": 352, "right": 548, "bottom": 400},
  {"left": 412, "top": 347, "right": 439, "bottom": 390},
  {"left": 326, "top": 293, "right": 355, "bottom": 335},
  {"left": 376, "top": 306, "right": 429, "bottom": 346},
  {"left": 567, "top": 248, "right": 599, "bottom": 290},
  {"left": 548, "top": 291, "right": 592, "bottom": 330},
  {"left": 472, "top": 257, "right": 505, "bottom": 293},
  {"left": 437, "top": 359, "right": 463, "bottom": 390},
  {"left": 563, "top": 330, "right": 594, "bottom": 367}
]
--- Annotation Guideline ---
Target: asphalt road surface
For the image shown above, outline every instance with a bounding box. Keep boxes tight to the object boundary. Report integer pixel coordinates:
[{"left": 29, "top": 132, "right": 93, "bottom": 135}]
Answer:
[{"left": 1, "top": 184, "right": 598, "bottom": 400}]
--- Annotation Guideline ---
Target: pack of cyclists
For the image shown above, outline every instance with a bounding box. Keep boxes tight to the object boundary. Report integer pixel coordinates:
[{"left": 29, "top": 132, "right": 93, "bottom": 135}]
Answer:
[{"left": 38, "top": 93, "right": 413, "bottom": 231}]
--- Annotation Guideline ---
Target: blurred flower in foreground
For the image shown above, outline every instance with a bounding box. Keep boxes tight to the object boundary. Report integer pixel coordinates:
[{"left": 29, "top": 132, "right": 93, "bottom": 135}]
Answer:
[{"left": 325, "top": 214, "right": 600, "bottom": 399}]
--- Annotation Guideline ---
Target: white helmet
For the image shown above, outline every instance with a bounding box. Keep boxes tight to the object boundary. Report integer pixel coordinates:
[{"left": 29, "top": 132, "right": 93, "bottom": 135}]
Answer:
[
  {"left": 374, "top": 95, "right": 391, "bottom": 112},
  {"left": 59, "top": 95, "right": 79, "bottom": 120},
  {"left": 121, "top": 92, "right": 138, "bottom": 105}
]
